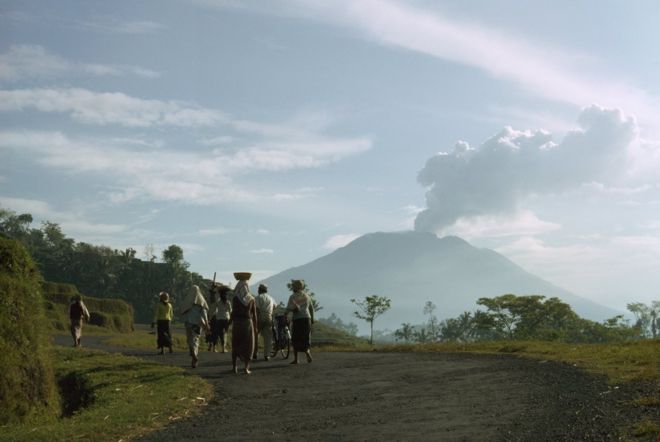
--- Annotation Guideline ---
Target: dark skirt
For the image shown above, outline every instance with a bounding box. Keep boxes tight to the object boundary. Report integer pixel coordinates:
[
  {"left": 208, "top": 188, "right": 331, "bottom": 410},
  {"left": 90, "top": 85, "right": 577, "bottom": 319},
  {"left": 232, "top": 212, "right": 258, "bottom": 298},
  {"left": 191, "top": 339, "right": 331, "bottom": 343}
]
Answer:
[
  {"left": 292, "top": 318, "right": 311, "bottom": 352},
  {"left": 216, "top": 319, "right": 230, "bottom": 345},
  {"left": 208, "top": 317, "right": 219, "bottom": 345},
  {"left": 157, "top": 320, "right": 172, "bottom": 348},
  {"left": 231, "top": 317, "right": 255, "bottom": 363}
]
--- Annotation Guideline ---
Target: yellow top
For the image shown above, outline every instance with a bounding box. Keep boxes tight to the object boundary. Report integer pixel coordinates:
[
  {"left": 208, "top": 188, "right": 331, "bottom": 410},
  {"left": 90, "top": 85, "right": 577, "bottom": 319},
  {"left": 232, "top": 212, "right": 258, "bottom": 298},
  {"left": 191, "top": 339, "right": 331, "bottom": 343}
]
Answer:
[{"left": 154, "top": 301, "right": 173, "bottom": 321}]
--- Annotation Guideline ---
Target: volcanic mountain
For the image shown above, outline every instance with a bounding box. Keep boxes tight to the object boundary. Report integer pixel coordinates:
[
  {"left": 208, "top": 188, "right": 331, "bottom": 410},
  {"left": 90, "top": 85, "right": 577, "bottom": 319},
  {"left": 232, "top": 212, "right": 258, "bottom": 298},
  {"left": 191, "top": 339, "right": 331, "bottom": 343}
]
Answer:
[{"left": 258, "top": 231, "right": 618, "bottom": 329}]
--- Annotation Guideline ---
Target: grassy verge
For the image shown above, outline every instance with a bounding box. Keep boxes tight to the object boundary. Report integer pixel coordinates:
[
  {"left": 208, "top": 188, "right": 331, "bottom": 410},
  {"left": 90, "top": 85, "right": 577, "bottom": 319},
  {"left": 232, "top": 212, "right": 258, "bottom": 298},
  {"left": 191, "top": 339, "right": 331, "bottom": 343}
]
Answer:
[
  {"left": 0, "top": 346, "right": 212, "bottom": 442},
  {"left": 104, "top": 324, "right": 190, "bottom": 351}
]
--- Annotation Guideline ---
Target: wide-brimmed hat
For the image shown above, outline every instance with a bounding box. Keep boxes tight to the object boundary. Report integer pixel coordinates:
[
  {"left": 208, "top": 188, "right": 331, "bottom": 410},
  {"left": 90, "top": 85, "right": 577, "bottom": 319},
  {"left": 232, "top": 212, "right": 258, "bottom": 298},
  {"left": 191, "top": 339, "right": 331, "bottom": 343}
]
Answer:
[
  {"left": 159, "top": 291, "right": 169, "bottom": 302},
  {"left": 234, "top": 272, "right": 252, "bottom": 281}
]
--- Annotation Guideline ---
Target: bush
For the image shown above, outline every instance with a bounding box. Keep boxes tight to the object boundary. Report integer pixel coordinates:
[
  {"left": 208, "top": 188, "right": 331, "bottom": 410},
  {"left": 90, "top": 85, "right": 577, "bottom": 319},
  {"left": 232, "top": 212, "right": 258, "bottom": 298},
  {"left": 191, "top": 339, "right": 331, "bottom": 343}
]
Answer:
[
  {"left": 42, "top": 283, "right": 134, "bottom": 333},
  {"left": 0, "top": 238, "right": 59, "bottom": 424}
]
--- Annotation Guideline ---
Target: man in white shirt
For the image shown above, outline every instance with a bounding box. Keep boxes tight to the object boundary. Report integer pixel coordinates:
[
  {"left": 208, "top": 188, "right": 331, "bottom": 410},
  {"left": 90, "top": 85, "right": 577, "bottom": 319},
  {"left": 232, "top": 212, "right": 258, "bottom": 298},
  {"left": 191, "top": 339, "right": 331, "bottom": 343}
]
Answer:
[{"left": 253, "top": 283, "right": 276, "bottom": 360}]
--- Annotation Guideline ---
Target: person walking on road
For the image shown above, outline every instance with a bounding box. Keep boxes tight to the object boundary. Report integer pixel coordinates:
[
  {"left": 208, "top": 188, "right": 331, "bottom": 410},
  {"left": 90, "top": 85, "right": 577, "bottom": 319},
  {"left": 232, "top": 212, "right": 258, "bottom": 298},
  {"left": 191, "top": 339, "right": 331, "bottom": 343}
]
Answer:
[
  {"left": 179, "top": 285, "right": 209, "bottom": 368},
  {"left": 69, "top": 294, "right": 90, "bottom": 347},
  {"left": 152, "top": 291, "right": 173, "bottom": 354},
  {"left": 286, "top": 280, "right": 314, "bottom": 364},
  {"left": 215, "top": 285, "right": 232, "bottom": 353},
  {"left": 231, "top": 272, "right": 257, "bottom": 374},
  {"left": 254, "top": 283, "right": 276, "bottom": 361}
]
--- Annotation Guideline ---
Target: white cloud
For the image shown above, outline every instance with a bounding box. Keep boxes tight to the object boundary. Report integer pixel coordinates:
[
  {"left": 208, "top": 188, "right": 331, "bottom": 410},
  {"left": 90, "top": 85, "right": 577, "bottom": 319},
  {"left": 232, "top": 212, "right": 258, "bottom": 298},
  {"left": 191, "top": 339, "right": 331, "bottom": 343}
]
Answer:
[
  {"left": 249, "top": 0, "right": 660, "bottom": 131},
  {"left": 0, "top": 196, "right": 128, "bottom": 236},
  {"left": 255, "top": 228, "right": 270, "bottom": 235},
  {"left": 415, "top": 105, "right": 638, "bottom": 233},
  {"left": 323, "top": 233, "right": 360, "bottom": 250},
  {"left": 198, "top": 227, "right": 230, "bottom": 236},
  {"left": 250, "top": 248, "right": 274, "bottom": 254},
  {"left": 79, "top": 18, "right": 165, "bottom": 35},
  {"left": 0, "top": 45, "right": 160, "bottom": 81},
  {"left": 0, "top": 88, "right": 223, "bottom": 127},
  {"left": 0, "top": 128, "right": 369, "bottom": 205}
]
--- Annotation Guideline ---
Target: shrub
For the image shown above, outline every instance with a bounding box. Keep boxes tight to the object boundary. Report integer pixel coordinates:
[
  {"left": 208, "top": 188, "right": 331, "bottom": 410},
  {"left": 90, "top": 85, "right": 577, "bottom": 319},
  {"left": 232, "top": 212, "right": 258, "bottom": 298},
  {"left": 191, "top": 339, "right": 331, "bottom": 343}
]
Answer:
[{"left": 0, "top": 238, "right": 59, "bottom": 424}]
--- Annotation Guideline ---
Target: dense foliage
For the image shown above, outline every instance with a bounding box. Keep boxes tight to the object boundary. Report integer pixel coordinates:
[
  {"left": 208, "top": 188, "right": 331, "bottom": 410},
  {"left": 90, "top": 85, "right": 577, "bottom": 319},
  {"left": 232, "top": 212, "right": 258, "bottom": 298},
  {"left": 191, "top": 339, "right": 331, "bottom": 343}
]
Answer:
[
  {"left": 0, "top": 237, "right": 59, "bottom": 424},
  {"left": 395, "top": 294, "right": 646, "bottom": 344},
  {"left": 0, "top": 209, "right": 210, "bottom": 322},
  {"left": 42, "top": 282, "right": 134, "bottom": 333}
]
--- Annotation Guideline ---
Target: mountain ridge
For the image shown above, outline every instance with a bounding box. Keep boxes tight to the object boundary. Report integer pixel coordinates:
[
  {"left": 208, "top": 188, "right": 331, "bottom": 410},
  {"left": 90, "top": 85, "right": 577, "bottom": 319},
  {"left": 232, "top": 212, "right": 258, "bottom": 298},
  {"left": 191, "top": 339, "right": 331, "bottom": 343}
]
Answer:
[{"left": 257, "top": 231, "right": 619, "bottom": 330}]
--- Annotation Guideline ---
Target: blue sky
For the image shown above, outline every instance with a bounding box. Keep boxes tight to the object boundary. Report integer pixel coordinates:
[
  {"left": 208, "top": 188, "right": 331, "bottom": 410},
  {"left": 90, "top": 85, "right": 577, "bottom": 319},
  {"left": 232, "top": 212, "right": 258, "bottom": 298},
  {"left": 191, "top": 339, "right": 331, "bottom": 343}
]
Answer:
[{"left": 2, "top": 0, "right": 660, "bottom": 312}]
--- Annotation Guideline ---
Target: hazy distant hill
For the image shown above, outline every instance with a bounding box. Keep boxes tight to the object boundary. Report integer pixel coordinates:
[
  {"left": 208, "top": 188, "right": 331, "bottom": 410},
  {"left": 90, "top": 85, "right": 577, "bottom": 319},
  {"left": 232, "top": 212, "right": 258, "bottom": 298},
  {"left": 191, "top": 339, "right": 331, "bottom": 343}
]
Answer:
[{"left": 258, "top": 231, "right": 619, "bottom": 330}]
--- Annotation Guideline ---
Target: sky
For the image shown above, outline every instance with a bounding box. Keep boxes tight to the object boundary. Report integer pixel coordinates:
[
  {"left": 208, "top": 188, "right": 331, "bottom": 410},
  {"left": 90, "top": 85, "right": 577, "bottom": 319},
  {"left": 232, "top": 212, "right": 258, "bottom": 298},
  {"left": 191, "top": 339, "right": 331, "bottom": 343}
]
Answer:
[{"left": 1, "top": 0, "right": 660, "bottom": 314}]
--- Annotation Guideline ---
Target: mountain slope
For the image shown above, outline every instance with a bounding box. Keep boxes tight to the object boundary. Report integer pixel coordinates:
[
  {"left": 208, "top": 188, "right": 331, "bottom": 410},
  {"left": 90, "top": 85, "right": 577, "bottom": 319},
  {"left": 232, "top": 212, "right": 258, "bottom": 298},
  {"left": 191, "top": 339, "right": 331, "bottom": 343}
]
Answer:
[{"left": 258, "top": 231, "right": 619, "bottom": 329}]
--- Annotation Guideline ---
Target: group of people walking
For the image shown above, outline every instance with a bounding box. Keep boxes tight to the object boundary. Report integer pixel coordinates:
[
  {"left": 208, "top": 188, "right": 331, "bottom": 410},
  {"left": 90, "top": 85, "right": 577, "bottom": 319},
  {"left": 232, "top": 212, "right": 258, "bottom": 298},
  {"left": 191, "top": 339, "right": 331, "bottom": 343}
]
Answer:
[{"left": 155, "top": 272, "right": 315, "bottom": 374}]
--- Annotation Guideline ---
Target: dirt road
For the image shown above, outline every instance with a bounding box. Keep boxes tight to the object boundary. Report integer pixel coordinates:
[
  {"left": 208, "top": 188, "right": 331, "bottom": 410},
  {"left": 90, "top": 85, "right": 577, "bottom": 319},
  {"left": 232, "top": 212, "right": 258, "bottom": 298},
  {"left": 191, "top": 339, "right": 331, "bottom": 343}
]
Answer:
[{"left": 59, "top": 334, "right": 629, "bottom": 441}]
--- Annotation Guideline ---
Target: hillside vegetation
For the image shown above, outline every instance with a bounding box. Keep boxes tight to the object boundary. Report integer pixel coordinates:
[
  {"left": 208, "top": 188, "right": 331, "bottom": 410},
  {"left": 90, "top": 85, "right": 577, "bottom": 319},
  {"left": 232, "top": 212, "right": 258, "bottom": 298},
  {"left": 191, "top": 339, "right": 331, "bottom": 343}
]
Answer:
[
  {"left": 0, "top": 237, "right": 59, "bottom": 424},
  {"left": 43, "top": 282, "right": 134, "bottom": 334}
]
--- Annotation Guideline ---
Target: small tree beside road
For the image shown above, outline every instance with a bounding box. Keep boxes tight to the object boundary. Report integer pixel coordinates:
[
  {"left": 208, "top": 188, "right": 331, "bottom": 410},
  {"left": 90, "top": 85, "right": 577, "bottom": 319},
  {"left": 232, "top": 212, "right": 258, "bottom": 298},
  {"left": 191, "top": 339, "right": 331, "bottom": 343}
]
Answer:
[{"left": 351, "top": 295, "right": 392, "bottom": 345}]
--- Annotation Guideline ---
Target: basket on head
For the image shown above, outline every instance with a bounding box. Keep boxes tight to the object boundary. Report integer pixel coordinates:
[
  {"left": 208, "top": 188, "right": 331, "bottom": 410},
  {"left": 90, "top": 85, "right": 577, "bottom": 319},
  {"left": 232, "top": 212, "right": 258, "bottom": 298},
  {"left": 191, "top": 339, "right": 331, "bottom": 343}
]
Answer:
[{"left": 234, "top": 272, "right": 252, "bottom": 281}]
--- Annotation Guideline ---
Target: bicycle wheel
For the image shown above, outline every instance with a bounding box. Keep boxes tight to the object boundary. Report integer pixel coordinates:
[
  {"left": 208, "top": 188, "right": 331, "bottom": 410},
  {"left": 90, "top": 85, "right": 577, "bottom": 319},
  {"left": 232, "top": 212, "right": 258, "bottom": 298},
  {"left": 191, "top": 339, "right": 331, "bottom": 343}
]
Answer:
[{"left": 282, "top": 336, "right": 290, "bottom": 359}]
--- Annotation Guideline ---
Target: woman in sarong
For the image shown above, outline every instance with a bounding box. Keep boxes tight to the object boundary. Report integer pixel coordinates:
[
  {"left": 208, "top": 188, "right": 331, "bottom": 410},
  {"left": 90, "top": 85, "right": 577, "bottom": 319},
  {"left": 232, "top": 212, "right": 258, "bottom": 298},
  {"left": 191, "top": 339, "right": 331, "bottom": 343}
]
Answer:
[
  {"left": 152, "top": 291, "right": 173, "bottom": 354},
  {"left": 179, "top": 285, "right": 209, "bottom": 368},
  {"left": 231, "top": 273, "right": 257, "bottom": 374},
  {"left": 286, "top": 280, "right": 314, "bottom": 364}
]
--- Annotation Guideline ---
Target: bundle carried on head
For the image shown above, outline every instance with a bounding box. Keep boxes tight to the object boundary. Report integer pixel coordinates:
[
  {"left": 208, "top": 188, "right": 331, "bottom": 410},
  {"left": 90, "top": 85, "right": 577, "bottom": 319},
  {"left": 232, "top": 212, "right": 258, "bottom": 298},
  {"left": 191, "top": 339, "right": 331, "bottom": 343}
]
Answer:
[{"left": 233, "top": 272, "right": 252, "bottom": 281}]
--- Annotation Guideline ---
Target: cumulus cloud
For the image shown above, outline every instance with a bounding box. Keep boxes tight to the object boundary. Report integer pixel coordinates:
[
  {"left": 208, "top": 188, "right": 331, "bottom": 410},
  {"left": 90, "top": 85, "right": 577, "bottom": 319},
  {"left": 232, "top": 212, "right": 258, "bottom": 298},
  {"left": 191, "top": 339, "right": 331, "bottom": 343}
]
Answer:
[
  {"left": 0, "top": 45, "right": 160, "bottom": 81},
  {"left": 414, "top": 105, "right": 638, "bottom": 233}
]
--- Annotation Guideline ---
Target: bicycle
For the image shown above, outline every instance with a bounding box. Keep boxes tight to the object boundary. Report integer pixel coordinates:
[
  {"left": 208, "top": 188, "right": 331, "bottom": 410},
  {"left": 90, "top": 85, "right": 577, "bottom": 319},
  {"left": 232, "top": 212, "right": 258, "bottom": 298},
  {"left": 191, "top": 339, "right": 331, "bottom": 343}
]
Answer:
[{"left": 271, "top": 315, "right": 291, "bottom": 359}]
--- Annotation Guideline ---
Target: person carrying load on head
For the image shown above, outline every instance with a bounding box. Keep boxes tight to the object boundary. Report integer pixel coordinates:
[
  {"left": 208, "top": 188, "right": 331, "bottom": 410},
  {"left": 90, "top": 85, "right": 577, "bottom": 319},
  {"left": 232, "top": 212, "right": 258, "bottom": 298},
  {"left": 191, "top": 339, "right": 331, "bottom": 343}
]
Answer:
[
  {"left": 69, "top": 294, "right": 90, "bottom": 347},
  {"left": 152, "top": 291, "right": 173, "bottom": 354},
  {"left": 231, "top": 272, "right": 257, "bottom": 375},
  {"left": 254, "top": 283, "right": 276, "bottom": 361}
]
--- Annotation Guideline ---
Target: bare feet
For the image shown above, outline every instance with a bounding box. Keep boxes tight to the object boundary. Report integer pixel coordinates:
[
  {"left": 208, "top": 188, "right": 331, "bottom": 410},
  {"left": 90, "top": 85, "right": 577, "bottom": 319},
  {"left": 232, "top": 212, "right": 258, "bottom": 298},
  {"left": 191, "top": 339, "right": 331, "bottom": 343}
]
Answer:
[
  {"left": 306, "top": 352, "right": 313, "bottom": 363},
  {"left": 191, "top": 355, "right": 198, "bottom": 368},
  {"left": 245, "top": 368, "right": 251, "bottom": 375}
]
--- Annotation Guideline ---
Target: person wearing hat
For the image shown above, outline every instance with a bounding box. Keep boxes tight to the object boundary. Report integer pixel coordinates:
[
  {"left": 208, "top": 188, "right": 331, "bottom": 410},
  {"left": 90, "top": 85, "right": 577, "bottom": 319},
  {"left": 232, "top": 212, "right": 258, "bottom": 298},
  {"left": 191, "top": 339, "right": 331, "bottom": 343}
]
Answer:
[
  {"left": 286, "top": 279, "right": 314, "bottom": 364},
  {"left": 231, "top": 272, "right": 257, "bottom": 374},
  {"left": 253, "top": 283, "right": 276, "bottom": 361},
  {"left": 69, "top": 294, "right": 90, "bottom": 347},
  {"left": 151, "top": 291, "right": 174, "bottom": 354}
]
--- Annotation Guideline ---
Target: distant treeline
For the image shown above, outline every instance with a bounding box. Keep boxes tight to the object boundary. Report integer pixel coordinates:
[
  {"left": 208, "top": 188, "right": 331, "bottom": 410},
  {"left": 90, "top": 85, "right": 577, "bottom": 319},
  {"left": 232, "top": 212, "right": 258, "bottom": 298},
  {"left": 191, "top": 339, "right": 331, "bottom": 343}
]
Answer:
[
  {"left": 0, "top": 208, "right": 210, "bottom": 323},
  {"left": 394, "top": 295, "right": 658, "bottom": 344}
]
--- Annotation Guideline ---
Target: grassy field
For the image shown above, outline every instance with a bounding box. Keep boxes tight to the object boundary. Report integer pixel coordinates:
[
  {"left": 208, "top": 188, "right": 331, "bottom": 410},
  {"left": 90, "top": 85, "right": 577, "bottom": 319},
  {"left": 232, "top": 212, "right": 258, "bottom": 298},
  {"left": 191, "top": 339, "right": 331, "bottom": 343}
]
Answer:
[{"left": 0, "top": 346, "right": 211, "bottom": 442}]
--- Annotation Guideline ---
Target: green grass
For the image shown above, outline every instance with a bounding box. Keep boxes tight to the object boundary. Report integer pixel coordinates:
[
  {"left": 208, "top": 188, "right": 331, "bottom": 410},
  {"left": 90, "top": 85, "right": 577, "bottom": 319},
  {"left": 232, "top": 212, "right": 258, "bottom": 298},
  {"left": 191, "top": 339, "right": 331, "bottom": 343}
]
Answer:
[
  {"left": 105, "top": 324, "right": 189, "bottom": 351},
  {"left": 0, "top": 346, "right": 212, "bottom": 442}
]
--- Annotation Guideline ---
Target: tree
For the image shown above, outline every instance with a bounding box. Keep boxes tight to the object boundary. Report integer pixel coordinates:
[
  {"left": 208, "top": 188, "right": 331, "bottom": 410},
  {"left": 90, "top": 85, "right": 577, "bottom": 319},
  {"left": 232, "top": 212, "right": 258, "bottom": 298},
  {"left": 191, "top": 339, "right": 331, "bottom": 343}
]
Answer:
[
  {"left": 423, "top": 301, "right": 441, "bottom": 342},
  {"left": 318, "top": 313, "right": 359, "bottom": 336},
  {"left": 394, "top": 322, "right": 415, "bottom": 342},
  {"left": 627, "top": 302, "right": 660, "bottom": 338},
  {"left": 351, "top": 295, "right": 392, "bottom": 345}
]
